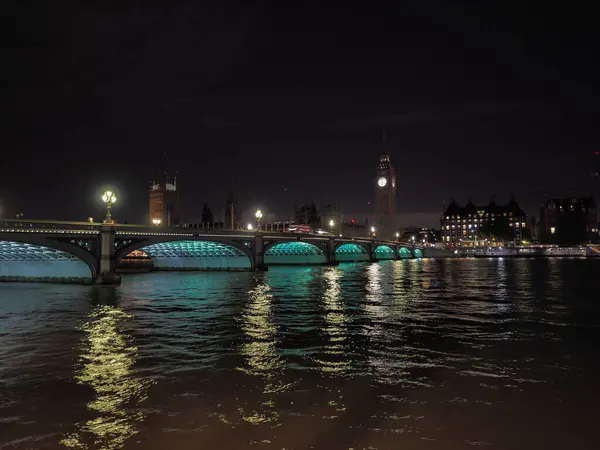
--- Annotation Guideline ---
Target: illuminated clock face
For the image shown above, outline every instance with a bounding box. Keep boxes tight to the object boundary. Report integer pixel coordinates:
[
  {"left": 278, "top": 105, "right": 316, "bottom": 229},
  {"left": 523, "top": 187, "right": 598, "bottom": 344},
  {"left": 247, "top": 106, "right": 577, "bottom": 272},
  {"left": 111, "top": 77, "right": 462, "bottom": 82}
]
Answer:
[{"left": 377, "top": 177, "right": 387, "bottom": 187}]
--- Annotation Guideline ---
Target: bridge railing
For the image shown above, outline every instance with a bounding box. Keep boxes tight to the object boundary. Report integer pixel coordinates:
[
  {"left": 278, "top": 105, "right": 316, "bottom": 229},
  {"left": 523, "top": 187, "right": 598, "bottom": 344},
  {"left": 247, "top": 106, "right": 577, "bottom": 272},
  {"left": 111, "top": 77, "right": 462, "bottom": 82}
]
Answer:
[
  {"left": 0, "top": 219, "right": 418, "bottom": 248},
  {"left": 0, "top": 219, "right": 106, "bottom": 231}
]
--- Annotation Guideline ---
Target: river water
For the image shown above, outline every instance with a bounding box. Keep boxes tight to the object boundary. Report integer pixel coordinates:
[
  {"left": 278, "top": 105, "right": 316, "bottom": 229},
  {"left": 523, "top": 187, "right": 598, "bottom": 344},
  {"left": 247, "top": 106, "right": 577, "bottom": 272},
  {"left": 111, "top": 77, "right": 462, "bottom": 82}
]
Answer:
[{"left": 1, "top": 259, "right": 599, "bottom": 449}]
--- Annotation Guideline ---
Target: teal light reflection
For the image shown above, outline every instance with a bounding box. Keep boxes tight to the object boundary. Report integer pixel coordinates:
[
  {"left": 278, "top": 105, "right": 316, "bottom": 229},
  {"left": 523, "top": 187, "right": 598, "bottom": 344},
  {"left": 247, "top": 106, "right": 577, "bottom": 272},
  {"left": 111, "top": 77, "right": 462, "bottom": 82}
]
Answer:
[
  {"left": 264, "top": 242, "right": 326, "bottom": 264},
  {"left": 375, "top": 245, "right": 395, "bottom": 260},
  {"left": 136, "top": 240, "right": 251, "bottom": 270},
  {"left": 399, "top": 247, "right": 412, "bottom": 259},
  {"left": 265, "top": 241, "right": 323, "bottom": 255}
]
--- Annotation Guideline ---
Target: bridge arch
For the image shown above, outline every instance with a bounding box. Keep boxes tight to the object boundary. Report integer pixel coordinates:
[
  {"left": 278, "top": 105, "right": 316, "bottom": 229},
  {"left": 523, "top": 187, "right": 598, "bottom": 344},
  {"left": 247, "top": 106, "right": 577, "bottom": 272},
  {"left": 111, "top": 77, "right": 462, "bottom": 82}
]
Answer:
[
  {"left": 264, "top": 241, "right": 327, "bottom": 265},
  {"left": 116, "top": 237, "right": 253, "bottom": 271},
  {"left": 335, "top": 242, "right": 369, "bottom": 262},
  {"left": 398, "top": 247, "right": 412, "bottom": 259},
  {"left": 374, "top": 244, "right": 395, "bottom": 260},
  {"left": 413, "top": 248, "right": 423, "bottom": 258},
  {"left": 0, "top": 238, "right": 96, "bottom": 283}
]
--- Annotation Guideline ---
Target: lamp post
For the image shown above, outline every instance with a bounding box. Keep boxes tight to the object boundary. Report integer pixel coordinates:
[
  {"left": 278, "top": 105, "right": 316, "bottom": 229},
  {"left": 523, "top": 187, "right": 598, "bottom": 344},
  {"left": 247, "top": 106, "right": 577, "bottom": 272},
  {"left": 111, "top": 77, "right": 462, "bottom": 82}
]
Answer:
[
  {"left": 255, "top": 209, "right": 263, "bottom": 231},
  {"left": 152, "top": 218, "right": 162, "bottom": 227},
  {"left": 395, "top": 232, "right": 400, "bottom": 242},
  {"left": 329, "top": 219, "right": 335, "bottom": 235},
  {"left": 370, "top": 226, "right": 376, "bottom": 237},
  {"left": 101, "top": 190, "right": 117, "bottom": 223},
  {"left": 247, "top": 223, "right": 253, "bottom": 231}
]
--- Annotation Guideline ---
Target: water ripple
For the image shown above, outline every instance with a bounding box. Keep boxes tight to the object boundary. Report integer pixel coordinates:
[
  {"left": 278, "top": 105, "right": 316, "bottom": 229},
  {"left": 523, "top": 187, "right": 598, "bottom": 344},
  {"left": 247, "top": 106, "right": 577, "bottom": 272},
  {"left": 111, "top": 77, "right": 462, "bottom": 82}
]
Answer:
[{"left": 1, "top": 259, "right": 599, "bottom": 449}]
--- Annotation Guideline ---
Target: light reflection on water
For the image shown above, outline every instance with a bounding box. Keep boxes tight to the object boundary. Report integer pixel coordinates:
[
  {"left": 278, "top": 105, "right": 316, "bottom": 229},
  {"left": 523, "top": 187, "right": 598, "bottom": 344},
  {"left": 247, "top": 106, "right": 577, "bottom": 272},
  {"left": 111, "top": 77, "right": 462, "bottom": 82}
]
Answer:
[
  {"left": 1, "top": 259, "right": 600, "bottom": 449},
  {"left": 236, "top": 276, "right": 286, "bottom": 427},
  {"left": 61, "top": 290, "right": 152, "bottom": 449}
]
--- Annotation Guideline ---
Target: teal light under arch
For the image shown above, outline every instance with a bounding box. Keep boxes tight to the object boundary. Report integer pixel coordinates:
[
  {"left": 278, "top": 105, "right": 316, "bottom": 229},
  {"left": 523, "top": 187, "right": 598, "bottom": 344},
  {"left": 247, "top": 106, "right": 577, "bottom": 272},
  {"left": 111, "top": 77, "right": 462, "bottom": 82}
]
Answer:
[
  {"left": 138, "top": 240, "right": 251, "bottom": 270},
  {"left": 264, "top": 241, "right": 326, "bottom": 265},
  {"left": 398, "top": 247, "right": 412, "bottom": 259},
  {"left": 375, "top": 245, "right": 395, "bottom": 260},
  {"left": 336, "top": 243, "right": 369, "bottom": 262},
  {"left": 0, "top": 240, "right": 92, "bottom": 282},
  {"left": 413, "top": 248, "right": 423, "bottom": 258}
]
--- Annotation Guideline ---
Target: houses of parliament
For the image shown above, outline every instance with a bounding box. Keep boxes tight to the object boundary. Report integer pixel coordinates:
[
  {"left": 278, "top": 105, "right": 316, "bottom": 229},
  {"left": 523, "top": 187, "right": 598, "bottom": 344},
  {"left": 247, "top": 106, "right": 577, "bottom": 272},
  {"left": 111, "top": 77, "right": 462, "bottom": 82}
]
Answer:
[{"left": 147, "top": 148, "right": 399, "bottom": 239}]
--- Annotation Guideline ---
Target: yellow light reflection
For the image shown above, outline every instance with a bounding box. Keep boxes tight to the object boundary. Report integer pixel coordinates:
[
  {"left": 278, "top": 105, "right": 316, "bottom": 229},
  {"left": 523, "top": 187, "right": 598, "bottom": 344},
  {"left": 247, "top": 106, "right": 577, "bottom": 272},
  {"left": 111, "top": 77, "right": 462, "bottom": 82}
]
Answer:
[
  {"left": 61, "top": 305, "right": 152, "bottom": 450},
  {"left": 316, "top": 268, "right": 351, "bottom": 376},
  {"left": 237, "top": 279, "right": 285, "bottom": 425}
]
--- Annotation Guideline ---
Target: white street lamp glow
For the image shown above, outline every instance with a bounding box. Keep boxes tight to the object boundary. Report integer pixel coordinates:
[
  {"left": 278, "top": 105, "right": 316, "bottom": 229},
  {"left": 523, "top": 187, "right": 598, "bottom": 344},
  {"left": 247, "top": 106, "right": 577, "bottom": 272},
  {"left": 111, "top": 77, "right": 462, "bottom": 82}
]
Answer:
[
  {"left": 152, "top": 218, "right": 162, "bottom": 226},
  {"left": 102, "top": 191, "right": 116, "bottom": 204},
  {"left": 370, "top": 226, "right": 375, "bottom": 233},
  {"left": 101, "top": 190, "right": 117, "bottom": 223},
  {"left": 255, "top": 209, "right": 263, "bottom": 231},
  {"left": 247, "top": 223, "right": 253, "bottom": 230},
  {"left": 329, "top": 219, "right": 335, "bottom": 228}
]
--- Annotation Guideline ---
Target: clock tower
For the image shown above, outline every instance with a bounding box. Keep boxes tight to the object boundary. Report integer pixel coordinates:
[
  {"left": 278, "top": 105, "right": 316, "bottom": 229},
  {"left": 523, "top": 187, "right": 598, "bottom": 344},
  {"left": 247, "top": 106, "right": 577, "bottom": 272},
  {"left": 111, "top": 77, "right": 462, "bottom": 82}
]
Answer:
[{"left": 374, "top": 151, "right": 397, "bottom": 240}]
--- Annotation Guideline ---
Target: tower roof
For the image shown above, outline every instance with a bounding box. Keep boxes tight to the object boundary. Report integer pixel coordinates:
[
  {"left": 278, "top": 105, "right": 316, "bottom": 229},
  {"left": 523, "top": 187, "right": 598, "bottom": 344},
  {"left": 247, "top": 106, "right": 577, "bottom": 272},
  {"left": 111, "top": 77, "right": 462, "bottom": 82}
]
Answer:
[{"left": 376, "top": 152, "right": 394, "bottom": 171}]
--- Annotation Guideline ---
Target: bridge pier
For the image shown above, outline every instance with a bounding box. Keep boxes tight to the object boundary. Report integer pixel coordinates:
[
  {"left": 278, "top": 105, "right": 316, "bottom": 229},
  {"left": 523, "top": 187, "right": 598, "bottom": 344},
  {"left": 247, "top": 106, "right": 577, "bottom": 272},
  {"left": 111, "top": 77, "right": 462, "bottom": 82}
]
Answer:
[
  {"left": 94, "top": 224, "right": 121, "bottom": 284},
  {"left": 367, "top": 242, "right": 377, "bottom": 262},
  {"left": 325, "top": 237, "right": 339, "bottom": 266},
  {"left": 252, "top": 234, "right": 268, "bottom": 271}
]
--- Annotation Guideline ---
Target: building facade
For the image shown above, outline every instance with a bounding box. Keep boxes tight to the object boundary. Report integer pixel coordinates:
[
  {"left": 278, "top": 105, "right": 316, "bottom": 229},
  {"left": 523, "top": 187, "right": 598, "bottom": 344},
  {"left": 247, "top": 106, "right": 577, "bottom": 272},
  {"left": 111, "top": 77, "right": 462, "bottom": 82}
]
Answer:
[
  {"left": 374, "top": 152, "right": 397, "bottom": 240},
  {"left": 440, "top": 198, "right": 528, "bottom": 246},
  {"left": 292, "top": 202, "right": 370, "bottom": 237},
  {"left": 149, "top": 174, "right": 179, "bottom": 226},
  {"left": 538, "top": 197, "right": 598, "bottom": 245}
]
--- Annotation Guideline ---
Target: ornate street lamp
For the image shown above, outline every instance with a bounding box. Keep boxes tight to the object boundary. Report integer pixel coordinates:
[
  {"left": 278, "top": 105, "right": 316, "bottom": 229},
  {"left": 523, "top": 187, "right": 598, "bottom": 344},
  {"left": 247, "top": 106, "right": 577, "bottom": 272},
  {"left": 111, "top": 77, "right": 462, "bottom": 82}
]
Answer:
[
  {"left": 370, "top": 226, "right": 376, "bottom": 237},
  {"left": 395, "top": 232, "right": 400, "bottom": 242},
  {"left": 152, "top": 218, "right": 162, "bottom": 226},
  {"left": 247, "top": 223, "right": 253, "bottom": 231},
  {"left": 255, "top": 209, "right": 263, "bottom": 231},
  {"left": 329, "top": 219, "right": 335, "bottom": 234},
  {"left": 101, "top": 190, "right": 117, "bottom": 223}
]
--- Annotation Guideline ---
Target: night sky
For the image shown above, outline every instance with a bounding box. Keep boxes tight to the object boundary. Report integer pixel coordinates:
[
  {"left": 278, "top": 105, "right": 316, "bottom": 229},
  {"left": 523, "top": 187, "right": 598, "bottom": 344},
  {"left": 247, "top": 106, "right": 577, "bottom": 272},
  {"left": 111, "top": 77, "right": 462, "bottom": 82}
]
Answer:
[{"left": 4, "top": 0, "right": 600, "bottom": 227}]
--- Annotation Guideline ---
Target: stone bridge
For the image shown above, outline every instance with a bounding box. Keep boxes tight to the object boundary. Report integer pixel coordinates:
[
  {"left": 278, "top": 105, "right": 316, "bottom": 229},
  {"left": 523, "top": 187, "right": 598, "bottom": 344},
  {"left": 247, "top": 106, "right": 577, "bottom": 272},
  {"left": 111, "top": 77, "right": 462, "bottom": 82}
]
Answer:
[{"left": 0, "top": 219, "right": 428, "bottom": 284}]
